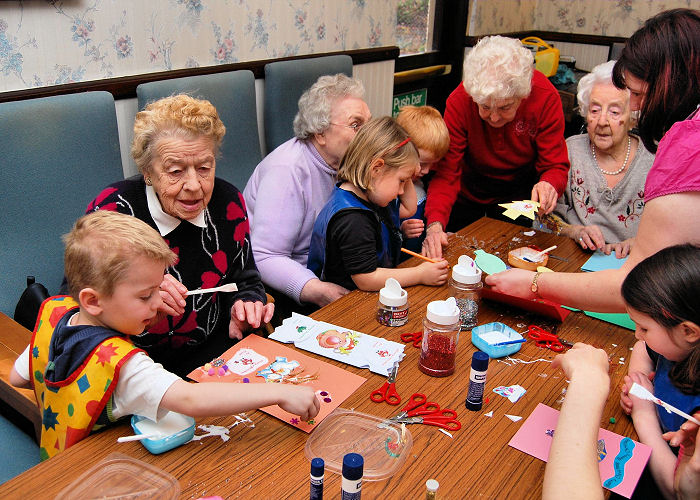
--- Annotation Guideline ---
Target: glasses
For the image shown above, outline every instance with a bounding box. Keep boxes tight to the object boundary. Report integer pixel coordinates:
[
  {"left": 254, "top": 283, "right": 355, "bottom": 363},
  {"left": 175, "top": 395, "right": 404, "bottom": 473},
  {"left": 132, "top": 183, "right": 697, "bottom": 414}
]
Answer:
[{"left": 330, "top": 122, "right": 363, "bottom": 133}]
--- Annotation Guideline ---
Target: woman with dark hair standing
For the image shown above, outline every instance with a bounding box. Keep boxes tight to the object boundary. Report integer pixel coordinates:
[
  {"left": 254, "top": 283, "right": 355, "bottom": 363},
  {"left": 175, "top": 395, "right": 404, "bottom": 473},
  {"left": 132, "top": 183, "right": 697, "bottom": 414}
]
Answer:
[{"left": 487, "top": 8, "right": 700, "bottom": 315}]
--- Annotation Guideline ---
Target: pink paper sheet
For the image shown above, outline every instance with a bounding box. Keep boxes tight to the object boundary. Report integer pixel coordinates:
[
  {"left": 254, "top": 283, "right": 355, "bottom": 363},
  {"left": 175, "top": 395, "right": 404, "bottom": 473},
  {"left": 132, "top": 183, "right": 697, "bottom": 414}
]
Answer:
[
  {"left": 509, "top": 403, "right": 651, "bottom": 498},
  {"left": 187, "top": 335, "right": 366, "bottom": 432}
]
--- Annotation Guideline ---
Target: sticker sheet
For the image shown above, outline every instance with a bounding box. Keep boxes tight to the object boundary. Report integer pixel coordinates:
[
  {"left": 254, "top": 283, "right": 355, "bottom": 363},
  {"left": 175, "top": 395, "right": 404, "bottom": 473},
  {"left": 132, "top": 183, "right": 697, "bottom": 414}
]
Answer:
[
  {"left": 509, "top": 403, "right": 652, "bottom": 498},
  {"left": 269, "top": 313, "right": 405, "bottom": 376},
  {"left": 186, "top": 335, "right": 366, "bottom": 433}
]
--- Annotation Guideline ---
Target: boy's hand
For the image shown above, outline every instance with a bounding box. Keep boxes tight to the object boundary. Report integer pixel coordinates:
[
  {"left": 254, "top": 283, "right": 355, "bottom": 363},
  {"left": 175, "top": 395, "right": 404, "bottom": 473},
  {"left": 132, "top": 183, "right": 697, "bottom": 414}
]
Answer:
[
  {"left": 229, "top": 300, "right": 275, "bottom": 340},
  {"left": 551, "top": 342, "right": 609, "bottom": 382},
  {"left": 401, "top": 219, "right": 425, "bottom": 239},
  {"left": 418, "top": 259, "right": 449, "bottom": 286},
  {"left": 620, "top": 371, "right": 655, "bottom": 415},
  {"left": 278, "top": 386, "right": 320, "bottom": 421}
]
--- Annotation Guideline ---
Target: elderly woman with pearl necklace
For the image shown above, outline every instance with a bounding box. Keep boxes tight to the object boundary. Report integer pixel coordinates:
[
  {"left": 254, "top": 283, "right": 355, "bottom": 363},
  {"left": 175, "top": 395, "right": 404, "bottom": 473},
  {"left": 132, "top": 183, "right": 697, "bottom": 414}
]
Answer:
[{"left": 552, "top": 60, "right": 655, "bottom": 258}]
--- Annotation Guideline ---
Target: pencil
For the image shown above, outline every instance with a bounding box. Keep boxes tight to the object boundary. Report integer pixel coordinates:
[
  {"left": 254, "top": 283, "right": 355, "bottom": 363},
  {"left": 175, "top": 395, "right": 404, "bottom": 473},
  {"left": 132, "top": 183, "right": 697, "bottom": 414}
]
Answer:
[{"left": 400, "top": 247, "right": 440, "bottom": 263}]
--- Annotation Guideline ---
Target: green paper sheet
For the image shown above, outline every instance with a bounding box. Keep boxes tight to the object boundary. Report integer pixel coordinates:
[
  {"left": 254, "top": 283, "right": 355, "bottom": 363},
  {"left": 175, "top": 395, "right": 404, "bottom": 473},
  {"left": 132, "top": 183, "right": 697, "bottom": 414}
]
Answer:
[{"left": 561, "top": 306, "right": 635, "bottom": 331}]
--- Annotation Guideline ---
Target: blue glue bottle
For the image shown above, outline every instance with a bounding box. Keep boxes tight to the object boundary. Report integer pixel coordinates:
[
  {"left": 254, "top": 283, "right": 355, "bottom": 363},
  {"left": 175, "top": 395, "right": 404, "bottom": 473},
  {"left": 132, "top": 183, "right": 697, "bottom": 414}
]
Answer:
[
  {"left": 466, "top": 351, "right": 489, "bottom": 411},
  {"left": 341, "top": 453, "right": 363, "bottom": 499},
  {"left": 310, "top": 457, "right": 324, "bottom": 500}
]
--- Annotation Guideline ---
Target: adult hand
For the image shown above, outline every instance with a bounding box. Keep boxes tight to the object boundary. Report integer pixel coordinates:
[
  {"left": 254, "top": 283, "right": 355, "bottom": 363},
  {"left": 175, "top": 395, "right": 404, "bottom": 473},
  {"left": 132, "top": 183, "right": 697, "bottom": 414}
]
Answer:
[
  {"left": 569, "top": 224, "right": 606, "bottom": 251},
  {"left": 532, "top": 181, "right": 558, "bottom": 214},
  {"left": 400, "top": 218, "right": 425, "bottom": 239},
  {"left": 300, "top": 278, "right": 350, "bottom": 308},
  {"left": 663, "top": 415, "right": 700, "bottom": 500},
  {"left": 603, "top": 238, "right": 634, "bottom": 258},
  {"left": 620, "top": 371, "right": 655, "bottom": 415},
  {"left": 484, "top": 268, "right": 536, "bottom": 299},
  {"left": 418, "top": 259, "right": 449, "bottom": 286},
  {"left": 278, "top": 385, "right": 320, "bottom": 421},
  {"left": 552, "top": 343, "right": 609, "bottom": 382},
  {"left": 229, "top": 300, "right": 275, "bottom": 340},
  {"left": 157, "top": 274, "right": 187, "bottom": 318},
  {"left": 422, "top": 222, "right": 448, "bottom": 259}
]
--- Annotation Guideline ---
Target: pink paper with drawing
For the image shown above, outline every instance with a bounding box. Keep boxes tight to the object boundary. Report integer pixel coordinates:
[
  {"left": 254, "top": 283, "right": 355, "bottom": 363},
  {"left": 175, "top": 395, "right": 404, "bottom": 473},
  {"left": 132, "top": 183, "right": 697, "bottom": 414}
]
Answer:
[
  {"left": 187, "top": 335, "right": 366, "bottom": 433},
  {"left": 509, "top": 403, "right": 651, "bottom": 499}
]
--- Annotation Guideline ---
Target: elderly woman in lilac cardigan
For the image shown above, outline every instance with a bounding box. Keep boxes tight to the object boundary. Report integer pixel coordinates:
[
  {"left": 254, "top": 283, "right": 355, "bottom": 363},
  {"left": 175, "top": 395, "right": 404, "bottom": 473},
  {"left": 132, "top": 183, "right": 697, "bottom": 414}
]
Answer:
[{"left": 244, "top": 74, "right": 371, "bottom": 313}]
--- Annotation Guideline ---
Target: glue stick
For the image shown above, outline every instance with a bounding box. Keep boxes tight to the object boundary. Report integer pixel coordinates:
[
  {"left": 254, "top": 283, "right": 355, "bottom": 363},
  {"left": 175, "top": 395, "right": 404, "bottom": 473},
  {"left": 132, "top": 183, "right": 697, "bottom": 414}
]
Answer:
[
  {"left": 310, "top": 457, "right": 324, "bottom": 500},
  {"left": 466, "top": 351, "right": 489, "bottom": 411},
  {"left": 341, "top": 453, "right": 363, "bottom": 499}
]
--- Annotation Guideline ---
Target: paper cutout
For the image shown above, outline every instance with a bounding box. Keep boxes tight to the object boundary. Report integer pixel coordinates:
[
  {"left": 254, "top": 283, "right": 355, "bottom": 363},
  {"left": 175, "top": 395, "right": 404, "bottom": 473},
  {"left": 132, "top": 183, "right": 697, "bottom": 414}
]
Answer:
[
  {"left": 524, "top": 230, "right": 536, "bottom": 236},
  {"left": 505, "top": 414, "right": 522, "bottom": 422},
  {"left": 509, "top": 403, "right": 652, "bottom": 498},
  {"left": 562, "top": 305, "right": 635, "bottom": 331},
  {"left": 269, "top": 313, "right": 405, "bottom": 375},
  {"left": 187, "top": 335, "right": 366, "bottom": 432},
  {"left": 484, "top": 411, "right": 493, "bottom": 418},
  {"left": 499, "top": 200, "right": 540, "bottom": 220},
  {"left": 438, "top": 428, "right": 453, "bottom": 438},
  {"left": 493, "top": 385, "right": 527, "bottom": 403},
  {"left": 474, "top": 249, "right": 507, "bottom": 275},
  {"left": 581, "top": 250, "right": 628, "bottom": 272}
]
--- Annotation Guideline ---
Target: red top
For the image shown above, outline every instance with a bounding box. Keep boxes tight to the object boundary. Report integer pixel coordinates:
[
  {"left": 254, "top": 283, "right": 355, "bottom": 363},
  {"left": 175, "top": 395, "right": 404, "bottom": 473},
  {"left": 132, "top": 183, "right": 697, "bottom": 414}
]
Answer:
[{"left": 426, "top": 71, "right": 570, "bottom": 227}]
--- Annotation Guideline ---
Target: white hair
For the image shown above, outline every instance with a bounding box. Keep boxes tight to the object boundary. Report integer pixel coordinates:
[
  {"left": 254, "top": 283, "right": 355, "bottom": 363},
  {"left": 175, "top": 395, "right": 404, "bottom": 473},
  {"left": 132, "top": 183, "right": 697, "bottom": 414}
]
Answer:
[
  {"left": 293, "top": 74, "right": 365, "bottom": 140},
  {"left": 463, "top": 36, "right": 534, "bottom": 104},
  {"left": 576, "top": 60, "right": 630, "bottom": 117}
]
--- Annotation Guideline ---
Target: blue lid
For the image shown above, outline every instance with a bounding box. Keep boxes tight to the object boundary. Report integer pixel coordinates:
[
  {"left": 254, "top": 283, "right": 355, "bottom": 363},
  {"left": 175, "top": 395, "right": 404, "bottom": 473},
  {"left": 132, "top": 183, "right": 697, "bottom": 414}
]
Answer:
[
  {"left": 311, "top": 457, "right": 325, "bottom": 476},
  {"left": 471, "top": 351, "right": 489, "bottom": 370},
  {"left": 342, "top": 453, "right": 364, "bottom": 481}
]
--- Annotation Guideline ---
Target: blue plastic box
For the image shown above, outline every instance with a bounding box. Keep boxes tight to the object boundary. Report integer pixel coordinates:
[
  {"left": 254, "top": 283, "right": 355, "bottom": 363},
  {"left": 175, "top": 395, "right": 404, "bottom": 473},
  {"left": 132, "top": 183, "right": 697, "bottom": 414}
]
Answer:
[
  {"left": 471, "top": 322, "right": 524, "bottom": 358},
  {"left": 130, "top": 413, "right": 196, "bottom": 455}
]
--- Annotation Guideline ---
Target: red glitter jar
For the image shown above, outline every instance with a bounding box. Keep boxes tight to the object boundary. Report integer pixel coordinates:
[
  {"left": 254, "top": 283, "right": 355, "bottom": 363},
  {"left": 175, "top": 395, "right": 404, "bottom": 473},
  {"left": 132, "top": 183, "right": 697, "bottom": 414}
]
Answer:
[{"left": 418, "top": 297, "right": 461, "bottom": 377}]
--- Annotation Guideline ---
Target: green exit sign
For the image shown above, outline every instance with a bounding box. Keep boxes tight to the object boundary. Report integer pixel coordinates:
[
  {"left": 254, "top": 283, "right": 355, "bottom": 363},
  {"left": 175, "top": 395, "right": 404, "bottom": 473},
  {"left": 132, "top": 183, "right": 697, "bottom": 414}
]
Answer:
[{"left": 392, "top": 88, "right": 427, "bottom": 117}]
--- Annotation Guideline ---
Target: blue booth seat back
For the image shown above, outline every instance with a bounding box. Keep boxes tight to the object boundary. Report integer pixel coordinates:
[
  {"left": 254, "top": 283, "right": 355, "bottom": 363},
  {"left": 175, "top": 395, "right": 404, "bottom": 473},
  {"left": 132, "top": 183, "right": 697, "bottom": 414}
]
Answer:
[
  {"left": 137, "top": 70, "right": 262, "bottom": 191},
  {"left": 263, "top": 54, "right": 353, "bottom": 153},
  {"left": 0, "top": 91, "right": 124, "bottom": 316}
]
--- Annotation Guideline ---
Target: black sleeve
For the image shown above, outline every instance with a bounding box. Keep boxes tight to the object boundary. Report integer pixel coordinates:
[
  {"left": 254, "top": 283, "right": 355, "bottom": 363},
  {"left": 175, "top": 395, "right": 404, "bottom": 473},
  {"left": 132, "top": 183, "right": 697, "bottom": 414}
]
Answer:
[
  {"left": 226, "top": 243, "right": 267, "bottom": 307},
  {"left": 327, "top": 209, "right": 379, "bottom": 276}
]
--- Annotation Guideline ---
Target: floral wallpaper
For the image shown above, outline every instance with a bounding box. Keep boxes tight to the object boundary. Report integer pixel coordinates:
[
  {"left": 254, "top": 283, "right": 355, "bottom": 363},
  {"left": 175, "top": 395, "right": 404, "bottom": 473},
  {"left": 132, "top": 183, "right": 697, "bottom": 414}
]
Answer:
[
  {"left": 0, "top": 0, "right": 398, "bottom": 93},
  {"left": 468, "top": 0, "right": 698, "bottom": 37}
]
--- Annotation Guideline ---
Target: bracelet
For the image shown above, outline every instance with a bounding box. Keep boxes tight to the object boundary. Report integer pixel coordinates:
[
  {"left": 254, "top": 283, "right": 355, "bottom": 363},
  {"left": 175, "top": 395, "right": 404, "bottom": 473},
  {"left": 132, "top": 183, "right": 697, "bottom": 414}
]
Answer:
[{"left": 530, "top": 271, "right": 542, "bottom": 298}]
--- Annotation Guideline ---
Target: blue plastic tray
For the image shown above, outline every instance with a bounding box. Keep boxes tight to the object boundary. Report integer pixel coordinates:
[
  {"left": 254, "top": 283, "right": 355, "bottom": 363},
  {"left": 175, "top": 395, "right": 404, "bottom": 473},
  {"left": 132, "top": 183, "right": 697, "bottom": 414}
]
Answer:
[
  {"left": 130, "top": 413, "right": 195, "bottom": 455},
  {"left": 471, "top": 322, "right": 524, "bottom": 358}
]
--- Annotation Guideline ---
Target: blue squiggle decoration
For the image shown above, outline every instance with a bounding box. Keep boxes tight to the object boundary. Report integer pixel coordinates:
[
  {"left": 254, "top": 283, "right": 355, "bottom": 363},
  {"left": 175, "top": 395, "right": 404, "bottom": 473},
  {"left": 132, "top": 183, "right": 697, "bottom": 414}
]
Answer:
[{"left": 603, "top": 437, "right": 635, "bottom": 489}]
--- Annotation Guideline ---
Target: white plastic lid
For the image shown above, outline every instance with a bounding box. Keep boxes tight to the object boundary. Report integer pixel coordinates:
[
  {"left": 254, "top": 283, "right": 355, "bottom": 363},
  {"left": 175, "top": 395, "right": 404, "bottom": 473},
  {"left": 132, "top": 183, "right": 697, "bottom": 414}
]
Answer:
[
  {"left": 452, "top": 255, "right": 482, "bottom": 284},
  {"left": 426, "top": 297, "right": 460, "bottom": 325},
  {"left": 426, "top": 479, "right": 440, "bottom": 492},
  {"left": 379, "top": 278, "right": 408, "bottom": 307}
]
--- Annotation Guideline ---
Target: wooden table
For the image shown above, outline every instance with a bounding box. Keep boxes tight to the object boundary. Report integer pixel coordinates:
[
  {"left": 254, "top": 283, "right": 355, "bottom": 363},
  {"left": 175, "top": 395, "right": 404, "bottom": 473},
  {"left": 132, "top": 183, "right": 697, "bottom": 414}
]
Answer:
[{"left": 0, "top": 218, "right": 637, "bottom": 499}]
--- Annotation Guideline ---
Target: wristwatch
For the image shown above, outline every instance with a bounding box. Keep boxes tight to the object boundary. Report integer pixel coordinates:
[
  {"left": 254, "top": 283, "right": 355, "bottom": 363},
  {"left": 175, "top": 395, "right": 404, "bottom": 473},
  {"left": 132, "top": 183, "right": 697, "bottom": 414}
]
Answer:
[{"left": 531, "top": 271, "right": 542, "bottom": 297}]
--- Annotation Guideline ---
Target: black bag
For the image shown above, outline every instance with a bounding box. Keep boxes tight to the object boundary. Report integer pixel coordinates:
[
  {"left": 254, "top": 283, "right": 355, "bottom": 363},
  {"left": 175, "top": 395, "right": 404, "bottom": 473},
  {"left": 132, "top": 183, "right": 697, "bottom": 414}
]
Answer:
[{"left": 13, "top": 276, "right": 50, "bottom": 331}]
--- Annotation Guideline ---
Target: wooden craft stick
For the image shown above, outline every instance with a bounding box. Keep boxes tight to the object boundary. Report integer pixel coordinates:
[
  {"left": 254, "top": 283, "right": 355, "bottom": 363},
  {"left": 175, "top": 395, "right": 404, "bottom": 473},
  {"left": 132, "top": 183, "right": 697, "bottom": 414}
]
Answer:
[
  {"left": 533, "top": 245, "right": 557, "bottom": 260},
  {"left": 400, "top": 247, "right": 439, "bottom": 263},
  {"left": 629, "top": 383, "right": 700, "bottom": 426},
  {"left": 185, "top": 283, "right": 238, "bottom": 296},
  {"left": 117, "top": 433, "right": 161, "bottom": 443}
]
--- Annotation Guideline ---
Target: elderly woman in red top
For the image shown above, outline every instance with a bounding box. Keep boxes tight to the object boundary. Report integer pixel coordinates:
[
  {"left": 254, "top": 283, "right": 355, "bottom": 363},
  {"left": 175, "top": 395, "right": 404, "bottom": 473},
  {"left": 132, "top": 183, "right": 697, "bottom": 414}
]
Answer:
[{"left": 423, "top": 35, "right": 570, "bottom": 258}]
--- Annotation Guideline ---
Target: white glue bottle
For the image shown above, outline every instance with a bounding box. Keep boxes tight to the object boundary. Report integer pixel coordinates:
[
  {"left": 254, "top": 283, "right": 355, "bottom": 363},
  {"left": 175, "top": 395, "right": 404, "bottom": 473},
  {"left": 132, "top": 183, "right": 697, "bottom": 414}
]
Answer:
[{"left": 341, "top": 453, "right": 363, "bottom": 499}]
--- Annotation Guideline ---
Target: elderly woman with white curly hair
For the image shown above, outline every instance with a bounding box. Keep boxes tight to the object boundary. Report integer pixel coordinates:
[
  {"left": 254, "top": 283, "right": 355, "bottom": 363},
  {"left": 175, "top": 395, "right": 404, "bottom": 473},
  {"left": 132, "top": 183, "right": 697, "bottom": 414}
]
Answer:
[
  {"left": 423, "top": 35, "right": 570, "bottom": 258},
  {"left": 244, "top": 74, "right": 371, "bottom": 314},
  {"left": 552, "top": 61, "right": 655, "bottom": 258}
]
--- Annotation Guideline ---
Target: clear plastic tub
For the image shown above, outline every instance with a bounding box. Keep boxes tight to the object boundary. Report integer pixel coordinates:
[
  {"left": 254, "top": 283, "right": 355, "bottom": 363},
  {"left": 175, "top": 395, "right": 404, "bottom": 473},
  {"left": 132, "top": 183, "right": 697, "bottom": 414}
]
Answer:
[
  {"left": 305, "top": 408, "right": 412, "bottom": 481},
  {"left": 55, "top": 452, "right": 180, "bottom": 499},
  {"left": 471, "top": 322, "right": 524, "bottom": 358}
]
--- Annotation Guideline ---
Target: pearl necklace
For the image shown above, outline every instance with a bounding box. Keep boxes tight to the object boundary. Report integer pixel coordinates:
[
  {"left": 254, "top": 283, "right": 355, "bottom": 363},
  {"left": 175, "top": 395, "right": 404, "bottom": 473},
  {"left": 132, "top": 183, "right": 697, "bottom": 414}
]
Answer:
[{"left": 591, "top": 135, "right": 631, "bottom": 175}]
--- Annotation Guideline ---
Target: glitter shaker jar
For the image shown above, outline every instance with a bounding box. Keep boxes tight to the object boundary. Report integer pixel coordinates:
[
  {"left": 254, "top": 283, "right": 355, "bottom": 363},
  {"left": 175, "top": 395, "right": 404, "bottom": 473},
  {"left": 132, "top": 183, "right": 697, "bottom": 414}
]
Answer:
[
  {"left": 419, "top": 297, "right": 461, "bottom": 377},
  {"left": 448, "top": 255, "right": 483, "bottom": 330},
  {"left": 376, "top": 278, "right": 409, "bottom": 327}
]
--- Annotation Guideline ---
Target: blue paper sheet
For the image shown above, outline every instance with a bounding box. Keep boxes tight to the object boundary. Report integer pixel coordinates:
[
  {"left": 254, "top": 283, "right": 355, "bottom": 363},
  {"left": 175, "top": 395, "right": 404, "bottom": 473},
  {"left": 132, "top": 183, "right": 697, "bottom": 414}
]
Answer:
[{"left": 581, "top": 250, "right": 628, "bottom": 272}]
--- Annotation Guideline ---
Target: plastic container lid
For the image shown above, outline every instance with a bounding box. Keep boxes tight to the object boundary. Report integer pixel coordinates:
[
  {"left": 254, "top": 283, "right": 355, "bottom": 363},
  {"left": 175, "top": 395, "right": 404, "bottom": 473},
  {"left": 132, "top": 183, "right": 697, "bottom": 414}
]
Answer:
[
  {"left": 305, "top": 408, "right": 413, "bottom": 481},
  {"left": 379, "top": 278, "right": 408, "bottom": 307},
  {"left": 55, "top": 452, "right": 180, "bottom": 499},
  {"left": 426, "top": 297, "right": 460, "bottom": 325},
  {"left": 426, "top": 479, "right": 440, "bottom": 492},
  {"left": 452, "top": 255, "right": 482, "bottom": 284}
]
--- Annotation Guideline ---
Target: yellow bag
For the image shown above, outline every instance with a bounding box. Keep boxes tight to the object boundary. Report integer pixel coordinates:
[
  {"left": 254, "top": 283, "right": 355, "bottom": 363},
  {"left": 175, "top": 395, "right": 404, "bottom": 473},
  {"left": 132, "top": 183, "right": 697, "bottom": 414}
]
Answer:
[{"left": 521, "top": 37, "right": 560, "bottom": 77}]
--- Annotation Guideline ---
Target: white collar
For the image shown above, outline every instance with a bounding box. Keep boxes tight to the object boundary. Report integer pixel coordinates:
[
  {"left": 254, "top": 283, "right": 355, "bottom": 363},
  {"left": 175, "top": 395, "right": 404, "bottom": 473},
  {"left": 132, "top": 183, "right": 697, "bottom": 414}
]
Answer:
[{"left": 145, "top": 184, "right": 207, "bottom": 236}]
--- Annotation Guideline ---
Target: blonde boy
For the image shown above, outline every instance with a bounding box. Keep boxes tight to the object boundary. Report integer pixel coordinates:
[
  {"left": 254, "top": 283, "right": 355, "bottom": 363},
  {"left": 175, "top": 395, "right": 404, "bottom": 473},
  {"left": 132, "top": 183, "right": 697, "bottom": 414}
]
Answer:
[
  {"left": 11, "top": 211, "right": 318, "bottom": 460},
  {"left": 395, "top": 105, "right": 450, "bottom": 253}
]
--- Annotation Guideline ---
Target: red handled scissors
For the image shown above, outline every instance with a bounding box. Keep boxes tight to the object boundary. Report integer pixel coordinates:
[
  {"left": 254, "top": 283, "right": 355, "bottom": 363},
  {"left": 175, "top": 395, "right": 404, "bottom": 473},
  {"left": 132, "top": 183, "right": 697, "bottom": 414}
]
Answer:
[
  {"left": 527, "top": 325, "right": 572, "bottom": 352},
  {"left": 395, "top": 408, "right": 461, "bottom": 431},
  {"left": 387, "top": 393, "right": 441, "bottom": 421},
  {"left": 370, "top": 363, "right": 401, "bottom": 405},
  {"left": 400, "top": 331, "right": 422, "bottom": 348}
]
